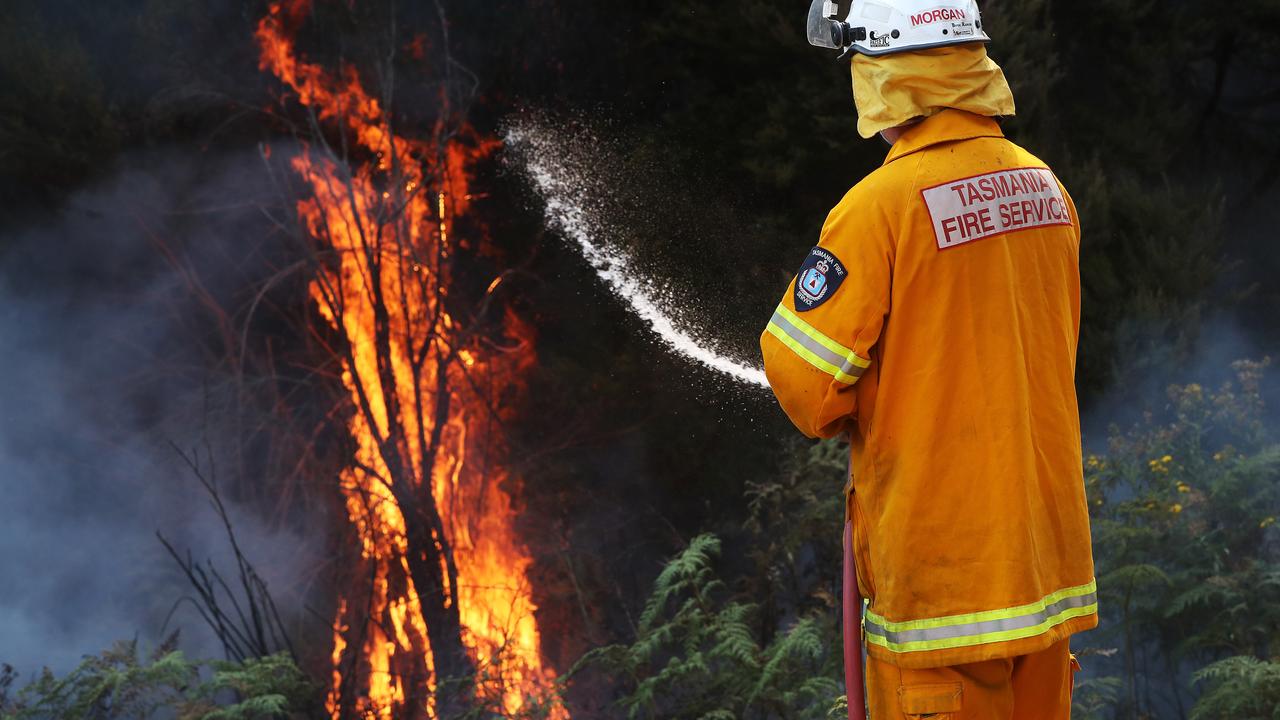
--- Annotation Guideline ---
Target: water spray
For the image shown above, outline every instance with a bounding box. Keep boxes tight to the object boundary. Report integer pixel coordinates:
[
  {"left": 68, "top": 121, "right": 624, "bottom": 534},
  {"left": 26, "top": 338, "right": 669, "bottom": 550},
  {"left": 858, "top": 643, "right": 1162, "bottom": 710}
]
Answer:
[{"left": 506, "top": 120, "right": 770, "bottom": 389}]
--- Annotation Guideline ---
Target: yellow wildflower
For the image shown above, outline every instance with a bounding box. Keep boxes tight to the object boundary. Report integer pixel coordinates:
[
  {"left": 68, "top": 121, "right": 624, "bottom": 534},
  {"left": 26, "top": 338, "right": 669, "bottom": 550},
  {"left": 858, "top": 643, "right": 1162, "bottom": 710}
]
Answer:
[
  {"left": 1176, "top": 482, "right": 1191, "bottom": 494},
  {"left": 1171, "top": 503, "right": 1183, "bottom": 514},
  {"left": 1262, "top": 517, "right": 1276, "bottom": 529}
]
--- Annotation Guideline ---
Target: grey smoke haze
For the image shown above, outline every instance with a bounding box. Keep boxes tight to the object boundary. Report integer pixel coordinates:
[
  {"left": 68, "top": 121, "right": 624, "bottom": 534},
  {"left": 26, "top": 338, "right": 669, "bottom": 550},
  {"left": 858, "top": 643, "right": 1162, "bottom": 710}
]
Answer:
[
  {"left": 0, "top": 148, "right": 320, "bottom": 677},
  {"left": 1080, "top": 315, "right": 1280, "bottom": 449}
]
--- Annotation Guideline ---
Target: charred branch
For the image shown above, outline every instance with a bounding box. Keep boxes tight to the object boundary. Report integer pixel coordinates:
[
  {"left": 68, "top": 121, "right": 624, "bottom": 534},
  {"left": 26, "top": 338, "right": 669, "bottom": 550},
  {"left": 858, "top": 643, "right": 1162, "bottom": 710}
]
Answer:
[{"left": 159, "top": 445, "right": 297, "bottom": 664}]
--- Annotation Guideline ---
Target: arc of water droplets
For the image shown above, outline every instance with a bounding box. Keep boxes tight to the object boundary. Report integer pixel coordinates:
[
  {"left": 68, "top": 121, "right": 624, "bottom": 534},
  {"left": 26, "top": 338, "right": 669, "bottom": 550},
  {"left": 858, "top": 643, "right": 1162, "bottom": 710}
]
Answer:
[{"left": 506, "top": 123, "right": 769, "bottom": 389}]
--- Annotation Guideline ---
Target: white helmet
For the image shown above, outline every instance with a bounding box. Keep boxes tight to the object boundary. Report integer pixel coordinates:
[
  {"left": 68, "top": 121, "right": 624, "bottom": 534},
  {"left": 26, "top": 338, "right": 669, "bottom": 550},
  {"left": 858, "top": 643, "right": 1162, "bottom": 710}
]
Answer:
[{"left": 806, "top": 0, "right": 991, "bottom": 58}]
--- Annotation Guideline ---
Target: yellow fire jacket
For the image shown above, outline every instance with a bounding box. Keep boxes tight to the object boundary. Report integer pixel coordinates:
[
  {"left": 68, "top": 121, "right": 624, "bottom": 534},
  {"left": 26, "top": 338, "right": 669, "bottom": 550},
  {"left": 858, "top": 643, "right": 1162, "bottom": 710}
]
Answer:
[{"left": 761, "top": 109, "right": 1098, "bottom": 669}]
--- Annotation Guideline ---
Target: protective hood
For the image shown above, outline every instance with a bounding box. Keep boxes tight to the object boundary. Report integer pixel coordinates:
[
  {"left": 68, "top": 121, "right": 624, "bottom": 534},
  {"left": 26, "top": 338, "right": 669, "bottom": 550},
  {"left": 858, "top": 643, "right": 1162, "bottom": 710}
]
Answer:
[{"left": 851, "top": 43, "right": 1015, "bottom": 139}]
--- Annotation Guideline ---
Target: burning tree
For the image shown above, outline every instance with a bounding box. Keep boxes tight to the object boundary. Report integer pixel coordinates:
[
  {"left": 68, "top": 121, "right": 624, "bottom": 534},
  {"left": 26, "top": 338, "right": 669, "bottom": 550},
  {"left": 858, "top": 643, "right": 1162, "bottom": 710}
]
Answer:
[{"left": 255, "top": 2, "right": 563, "bottom": 717}]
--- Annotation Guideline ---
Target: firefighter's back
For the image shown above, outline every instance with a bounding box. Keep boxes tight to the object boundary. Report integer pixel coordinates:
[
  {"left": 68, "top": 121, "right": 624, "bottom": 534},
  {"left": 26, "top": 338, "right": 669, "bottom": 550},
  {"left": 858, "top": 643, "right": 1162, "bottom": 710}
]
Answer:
[{"left": 844, "top": 108, "right": 1098, "bottom": 669}]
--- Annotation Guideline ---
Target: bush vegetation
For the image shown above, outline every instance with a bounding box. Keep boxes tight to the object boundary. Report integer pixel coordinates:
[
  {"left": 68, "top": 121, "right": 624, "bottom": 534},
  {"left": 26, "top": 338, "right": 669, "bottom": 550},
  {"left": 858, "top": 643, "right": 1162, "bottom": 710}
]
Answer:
[
  {"left": 582, "top": 360, "right": 1279, "bottom": 719},
  {"left": 1081, "top": 358, "right": 1280, "bottom": 718},
  {"left": 0, "top": 640, "right": 313, "bottom": 720}
]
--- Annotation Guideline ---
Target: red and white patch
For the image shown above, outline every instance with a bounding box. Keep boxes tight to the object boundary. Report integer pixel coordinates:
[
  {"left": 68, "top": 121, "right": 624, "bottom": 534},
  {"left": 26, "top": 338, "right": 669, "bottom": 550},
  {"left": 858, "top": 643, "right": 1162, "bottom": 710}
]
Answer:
[{"left": 921, "top": 167, "right": 1072, "bottom": 250}]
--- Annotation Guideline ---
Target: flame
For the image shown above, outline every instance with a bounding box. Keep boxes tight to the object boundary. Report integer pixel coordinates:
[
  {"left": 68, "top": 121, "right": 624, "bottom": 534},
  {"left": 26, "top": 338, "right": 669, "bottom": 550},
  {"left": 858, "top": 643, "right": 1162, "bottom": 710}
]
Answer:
[{"left": 255, "top": 3, "right": 561, "bottom": 717}]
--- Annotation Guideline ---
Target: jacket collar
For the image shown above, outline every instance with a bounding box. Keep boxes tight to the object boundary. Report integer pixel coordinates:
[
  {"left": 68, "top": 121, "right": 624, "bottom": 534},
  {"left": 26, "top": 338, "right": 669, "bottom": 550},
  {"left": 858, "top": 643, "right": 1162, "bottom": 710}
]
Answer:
[{"left": 882, "top": 109, "right": 1005, "bottom": 165}]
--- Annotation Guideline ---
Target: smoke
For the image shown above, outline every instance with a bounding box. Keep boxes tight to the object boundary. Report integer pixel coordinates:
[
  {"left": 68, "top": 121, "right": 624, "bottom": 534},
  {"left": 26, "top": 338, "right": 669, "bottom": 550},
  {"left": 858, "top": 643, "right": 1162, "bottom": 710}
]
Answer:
[
  {"left": 0, "top": 148, "right": 319, "bottom": 678},
  {"left": 504, "top": 116, "right": 770, "bottom": 390},
  {"left": 1080, "top": 314, "right": 1279, "bottom": 447}
]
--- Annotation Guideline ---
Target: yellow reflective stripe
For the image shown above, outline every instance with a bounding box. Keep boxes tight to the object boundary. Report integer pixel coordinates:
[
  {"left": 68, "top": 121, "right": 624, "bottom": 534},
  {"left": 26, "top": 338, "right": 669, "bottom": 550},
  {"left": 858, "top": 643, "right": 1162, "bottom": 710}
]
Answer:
[
  {"left": 864, "top": 580, "right": 1099, "bottom": 654},
  {"left": 775, "top": 305, "right": 870, "bottom": 369},
  {"left": 766, "top": 304, "right": 869, "bottom": 384},
  {"left": 865, "top": 603, "right": 1098, "bottom": 654},
  {"left": 868, "top": 580, "right": 1097, "bottom": 632},
  {"left": 764, "top": 323, "right": 855, "bottom": 384}
]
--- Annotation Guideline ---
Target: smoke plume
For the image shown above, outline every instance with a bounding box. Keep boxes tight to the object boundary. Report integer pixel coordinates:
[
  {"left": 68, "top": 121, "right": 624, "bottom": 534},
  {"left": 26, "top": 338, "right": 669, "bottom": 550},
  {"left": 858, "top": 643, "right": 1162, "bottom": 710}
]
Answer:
[{"left": 0, "top": 148, "right": 318, "bottom": 677}]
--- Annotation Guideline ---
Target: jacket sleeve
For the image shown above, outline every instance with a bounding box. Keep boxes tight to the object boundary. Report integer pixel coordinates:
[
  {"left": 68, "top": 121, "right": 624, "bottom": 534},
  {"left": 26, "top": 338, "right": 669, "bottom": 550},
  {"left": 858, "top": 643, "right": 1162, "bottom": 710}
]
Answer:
[{"left": 760, "top": 192, "right": 894, "bottom": 439}]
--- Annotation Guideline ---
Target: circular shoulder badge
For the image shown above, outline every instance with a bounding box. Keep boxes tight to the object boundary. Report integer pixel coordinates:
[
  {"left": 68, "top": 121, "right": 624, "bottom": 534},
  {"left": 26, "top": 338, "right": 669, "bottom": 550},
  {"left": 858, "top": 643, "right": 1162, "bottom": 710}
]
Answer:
[{"left": 794, "top": 246, "right": 847, "bottom": 312}]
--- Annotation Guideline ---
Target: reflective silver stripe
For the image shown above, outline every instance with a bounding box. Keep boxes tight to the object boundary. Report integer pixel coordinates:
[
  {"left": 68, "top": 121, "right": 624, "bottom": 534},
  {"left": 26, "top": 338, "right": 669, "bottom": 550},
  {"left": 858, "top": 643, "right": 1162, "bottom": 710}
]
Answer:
[
  {"left": 768, "top": 311, "right": 866, "bottom": 378},
  {"left": 838, "top": 355, "right": 867, "bottom": 379},
  {"left": 864, "top": 591, "right": 1098, "bottom": 645}
]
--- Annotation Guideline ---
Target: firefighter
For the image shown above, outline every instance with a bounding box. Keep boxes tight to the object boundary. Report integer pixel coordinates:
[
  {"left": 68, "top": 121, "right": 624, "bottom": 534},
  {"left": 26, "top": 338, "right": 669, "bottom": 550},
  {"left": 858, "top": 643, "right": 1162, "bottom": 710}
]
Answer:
[{"left": 761, "top": 2, "right": 1097, "bottom": 717}]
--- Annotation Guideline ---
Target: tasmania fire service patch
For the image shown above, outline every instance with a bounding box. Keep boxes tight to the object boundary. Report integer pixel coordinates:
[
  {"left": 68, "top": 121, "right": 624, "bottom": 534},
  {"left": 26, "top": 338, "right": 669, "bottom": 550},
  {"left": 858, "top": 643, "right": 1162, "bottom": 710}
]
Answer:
[
  {"left": 794, "top": 247, "right": 847, "bottom": 311},
  {"left": 922, "top": 167, "right": 1071, "bottom": 250}
]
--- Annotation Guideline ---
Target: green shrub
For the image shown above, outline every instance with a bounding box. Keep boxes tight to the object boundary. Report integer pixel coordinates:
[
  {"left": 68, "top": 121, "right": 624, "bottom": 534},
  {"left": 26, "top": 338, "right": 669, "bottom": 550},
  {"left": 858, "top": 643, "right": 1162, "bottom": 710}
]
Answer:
[
  {"left": 0, "top": 641, "right": 313, "bottom": 720},
  {"left": 1190, "top": 655, "right": 1280, "bottom": 719},
  {"left": 1081, "top": 358, "right": 1280, "bottom": 717},
  {"left": 572, "top": 534, "right": 841, "bottom": 720}
]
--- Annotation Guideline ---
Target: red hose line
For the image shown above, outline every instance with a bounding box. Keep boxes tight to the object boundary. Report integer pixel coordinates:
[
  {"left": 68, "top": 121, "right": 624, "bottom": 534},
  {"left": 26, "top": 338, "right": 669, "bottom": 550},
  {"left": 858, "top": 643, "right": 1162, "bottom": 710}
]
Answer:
[{"left": 843, "top": 521, "right": 867, "bottom": 720}]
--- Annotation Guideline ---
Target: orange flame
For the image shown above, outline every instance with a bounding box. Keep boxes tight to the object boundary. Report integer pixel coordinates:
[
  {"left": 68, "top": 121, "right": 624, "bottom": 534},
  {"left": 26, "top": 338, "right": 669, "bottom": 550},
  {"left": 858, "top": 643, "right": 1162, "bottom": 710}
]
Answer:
[{"left": 256, "top": 3, "right": 562, "bottom": 717}]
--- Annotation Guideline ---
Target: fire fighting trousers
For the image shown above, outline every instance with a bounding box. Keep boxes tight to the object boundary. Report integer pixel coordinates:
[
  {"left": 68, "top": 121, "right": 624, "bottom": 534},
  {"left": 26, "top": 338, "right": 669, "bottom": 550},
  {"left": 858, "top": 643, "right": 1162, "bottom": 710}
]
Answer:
[{"left": 865, "top": 637, "right": 1079, "bottom": 719}]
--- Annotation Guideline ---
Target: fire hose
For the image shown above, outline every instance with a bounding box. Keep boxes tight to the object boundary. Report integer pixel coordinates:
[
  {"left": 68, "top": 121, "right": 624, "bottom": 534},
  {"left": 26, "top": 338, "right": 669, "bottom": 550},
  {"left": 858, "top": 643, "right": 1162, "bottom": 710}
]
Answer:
[{"left": 843, "top": 518, "right": 867, "bottom": 720}]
